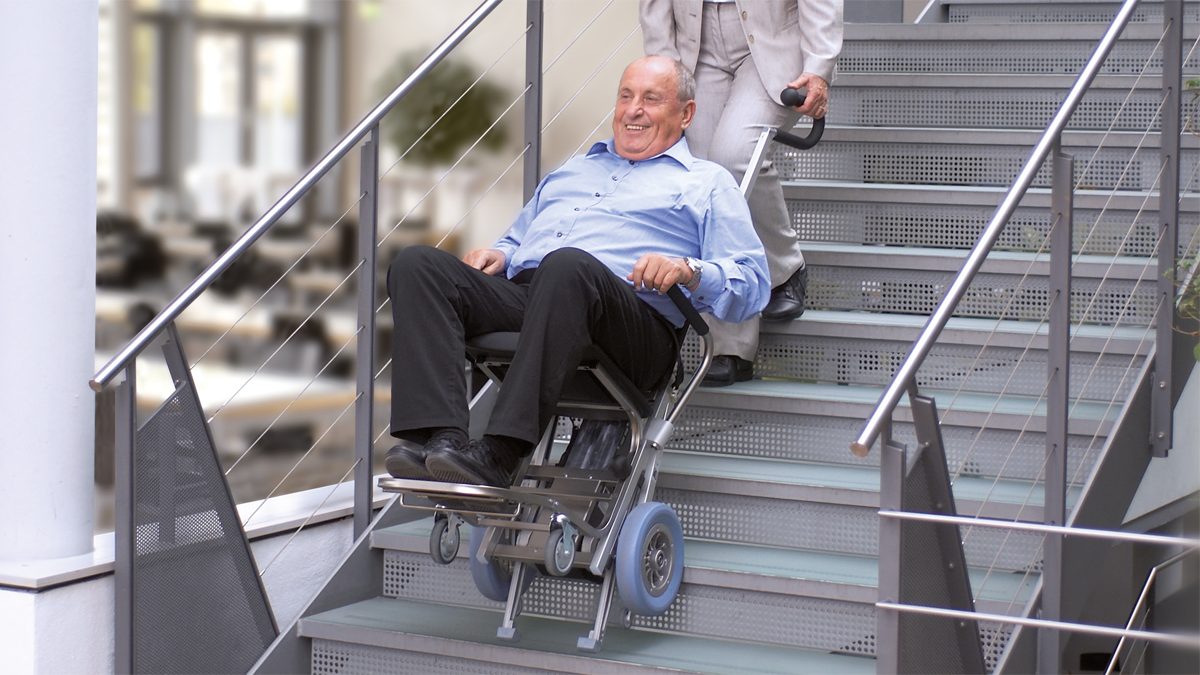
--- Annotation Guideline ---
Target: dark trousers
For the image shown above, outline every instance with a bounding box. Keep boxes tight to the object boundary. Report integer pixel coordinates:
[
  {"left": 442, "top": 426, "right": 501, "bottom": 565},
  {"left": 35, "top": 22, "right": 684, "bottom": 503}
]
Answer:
[{"left": 388, "top": 246, "right": 679, "bottom": 447}]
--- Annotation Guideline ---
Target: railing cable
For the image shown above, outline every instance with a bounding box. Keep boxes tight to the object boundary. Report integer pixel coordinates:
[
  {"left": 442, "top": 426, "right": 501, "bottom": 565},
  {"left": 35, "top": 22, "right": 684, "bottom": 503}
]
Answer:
[
  {"left": 541, "top": 22, "right": 642, "bottom": 134},
  {"left": 256, "top": 458, "right": 361, "bottom": 577}
]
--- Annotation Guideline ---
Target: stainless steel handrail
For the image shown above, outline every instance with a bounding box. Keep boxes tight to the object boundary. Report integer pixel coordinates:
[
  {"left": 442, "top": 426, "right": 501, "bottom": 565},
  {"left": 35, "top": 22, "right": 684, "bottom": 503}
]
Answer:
[
  {"left": 90, "top": 0, "right": 506, "bottom": 391},
  {"left": 850, "top": 0, "right": 1145, "bottom": 457}
]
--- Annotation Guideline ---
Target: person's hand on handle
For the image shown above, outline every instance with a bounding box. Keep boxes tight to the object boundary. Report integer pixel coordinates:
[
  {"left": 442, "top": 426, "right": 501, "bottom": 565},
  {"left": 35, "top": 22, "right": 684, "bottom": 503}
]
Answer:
[
  {"left": 786, "top": 73, "right": 829, "bottom": 120},
  {"left": 462, "top": 248, "right": 507, "bottom": 275},
  {"left": 629, "top": 253, "right": 692, "bottom": 294}
]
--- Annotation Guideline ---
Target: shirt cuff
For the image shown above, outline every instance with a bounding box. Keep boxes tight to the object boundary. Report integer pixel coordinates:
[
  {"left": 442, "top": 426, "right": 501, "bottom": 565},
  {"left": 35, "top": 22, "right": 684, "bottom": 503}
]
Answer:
[{"left": 688, "top": 260, "right": 724, "bottom": 306}]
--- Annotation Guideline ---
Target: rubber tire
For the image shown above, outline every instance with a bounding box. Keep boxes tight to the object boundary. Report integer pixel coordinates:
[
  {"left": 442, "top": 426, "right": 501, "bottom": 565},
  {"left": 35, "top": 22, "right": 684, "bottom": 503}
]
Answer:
[
  {"left": 615, "top": 502, "right": 684, "bottom": 616},
  {"left": 469, "top": 525, "right": 512, "bottom": 602},
  {"left": 544, "top": 525, "right": 575, "bottom": 576},
  {"left": 429, "top": 516, "right": 459, "bottom": 565}
]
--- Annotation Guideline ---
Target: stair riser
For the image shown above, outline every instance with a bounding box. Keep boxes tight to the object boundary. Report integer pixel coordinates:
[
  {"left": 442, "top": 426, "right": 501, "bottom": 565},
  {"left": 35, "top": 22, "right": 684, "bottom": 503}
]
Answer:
[
  {"left": 827, "top": 86, "right": 1171, "bottom": 131},
  {"left": 667, "top": 405, "right": 1105, "bottom": 486},
  {"left": 313, "top": 639, "right": 567, "bottom": 675},
  {"left": 803, "top": 265, "right": 1157, "bottom": 325},
  {"left": 684, "top": 333, "right": 1145, "bottom": 400},
  {"left": 378, "top": 549, "right": 1014, "bottom": 667},
  {"left": 787, "top": 199, "right": 1199, "bottom": 259},
  {"left": 655, "top": 487, "right": 1045, "bottom": 575},
  {"left": 947, "top": 3, "right": 1200, "bottom": 25},
  {"left": 772, "top": 142, "right": 1199, "bottom": 190},
  {"left": 840, "top": 40, "right": 1199, "bottom": 75}
]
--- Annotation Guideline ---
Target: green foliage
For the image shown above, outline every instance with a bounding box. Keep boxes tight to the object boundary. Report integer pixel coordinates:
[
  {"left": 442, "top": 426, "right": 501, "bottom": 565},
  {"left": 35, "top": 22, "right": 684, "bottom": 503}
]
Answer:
[{"left": 377, "top": 50, "right": 511, "bottom": 167}]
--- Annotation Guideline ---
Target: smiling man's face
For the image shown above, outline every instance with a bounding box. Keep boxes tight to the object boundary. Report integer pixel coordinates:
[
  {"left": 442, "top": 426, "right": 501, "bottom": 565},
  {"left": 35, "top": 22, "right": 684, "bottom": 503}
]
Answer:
[{"left": 612, "top": 57, "right": 695, "bottom": 161}]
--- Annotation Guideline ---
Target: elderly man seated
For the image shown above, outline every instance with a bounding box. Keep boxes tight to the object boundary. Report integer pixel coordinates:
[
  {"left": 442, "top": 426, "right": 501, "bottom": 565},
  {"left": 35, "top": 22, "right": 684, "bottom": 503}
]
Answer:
[{"left": 385, "top": 55, "right": 770, "bottom": 487}]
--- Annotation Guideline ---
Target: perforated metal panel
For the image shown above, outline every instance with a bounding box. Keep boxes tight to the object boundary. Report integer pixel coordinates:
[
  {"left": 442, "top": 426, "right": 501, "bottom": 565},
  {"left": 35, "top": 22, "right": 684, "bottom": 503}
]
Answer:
[
  {"left": 979, "top": 622, "right": 1015, "bottom": 672},
  {"left": 788, "top": 200, "right": 1199, "bottom": 259},
  {"left": 312, "top": 639, "right": 565, "bottom": 675},
  {"left": 839, "top": 40, "right": 1199, "bottom": 75},
  {"left": 639, "top": 583, "right": 877, "bottom": 654},
  {"left": 750, "top": 335, "right": 1142, "bottom": 401},
  {"left": 667, "top": 403, "right": 1104, "bottom": 487},
  {"left": 806, "top": 267, "right": 1157, "bottom": 325},
  {"left": 131, "top": 383, "right": 277, "bottom": 673},
  {"left": 773, "top": 142, "right": 1199, "bottom": 191},
  {"left": 829, "top": 87, "right": 1168, "bottom": 131},
  {"left": 657, "top": 487, "right": 1043, "bottom": 572},
  {"left": 948, "top": 3, "right": 1200, "bottom": 24}
]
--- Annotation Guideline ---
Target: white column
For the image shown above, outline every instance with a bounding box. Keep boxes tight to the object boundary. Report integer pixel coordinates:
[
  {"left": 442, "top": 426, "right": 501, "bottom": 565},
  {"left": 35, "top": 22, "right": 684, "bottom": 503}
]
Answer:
[{"left": 0, "top": 1, "right": 98, "bottom": 560}]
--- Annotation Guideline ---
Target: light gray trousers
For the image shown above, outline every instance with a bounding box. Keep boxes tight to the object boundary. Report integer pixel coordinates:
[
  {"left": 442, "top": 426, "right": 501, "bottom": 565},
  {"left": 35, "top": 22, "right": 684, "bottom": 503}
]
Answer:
[{"left": 686, "top": 1, "right": 805, "bottom": 360}]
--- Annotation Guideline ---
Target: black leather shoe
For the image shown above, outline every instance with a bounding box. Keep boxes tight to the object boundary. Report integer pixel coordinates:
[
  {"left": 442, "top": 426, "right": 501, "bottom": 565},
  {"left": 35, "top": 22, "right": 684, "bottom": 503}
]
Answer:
[
  {"left": 701, "top": 355, "right": 754, "bottom": 387},
  {"left": 762, "top": 264, "right": 808, "bottom": 323},
  {"left": 425, "top": 438, "right": 519, "bottom": 487},
  {"left": 385, "top": 439, "right": 437, "bottom": 480}
]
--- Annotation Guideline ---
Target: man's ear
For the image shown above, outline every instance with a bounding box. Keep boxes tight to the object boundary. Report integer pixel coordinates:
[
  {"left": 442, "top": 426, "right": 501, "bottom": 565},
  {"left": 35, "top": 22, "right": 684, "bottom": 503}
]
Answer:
[{"left": 679, "top": 99, "right": 696, "bottom": 130}]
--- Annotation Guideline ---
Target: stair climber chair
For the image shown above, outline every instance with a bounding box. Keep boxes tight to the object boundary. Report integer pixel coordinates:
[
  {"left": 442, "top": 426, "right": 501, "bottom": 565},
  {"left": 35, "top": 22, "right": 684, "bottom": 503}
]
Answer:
[{"left": 378, "top": 92, "right": 824, "bottom": 653}]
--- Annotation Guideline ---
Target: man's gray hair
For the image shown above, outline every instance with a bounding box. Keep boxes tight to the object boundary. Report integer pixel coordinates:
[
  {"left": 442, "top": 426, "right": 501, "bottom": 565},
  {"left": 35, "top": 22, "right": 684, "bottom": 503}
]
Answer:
[{"left": 672, "top": 60, "right": 696, "bottom": 104}]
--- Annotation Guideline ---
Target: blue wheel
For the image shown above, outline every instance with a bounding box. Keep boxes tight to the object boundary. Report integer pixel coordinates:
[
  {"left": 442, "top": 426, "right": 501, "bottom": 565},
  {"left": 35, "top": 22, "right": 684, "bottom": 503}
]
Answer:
[
  {"left": 468, "top": 525, "right": 512, "bottom": 602},
  {"left": 615, "top": 502, "right": 684, "bottom": 616}
]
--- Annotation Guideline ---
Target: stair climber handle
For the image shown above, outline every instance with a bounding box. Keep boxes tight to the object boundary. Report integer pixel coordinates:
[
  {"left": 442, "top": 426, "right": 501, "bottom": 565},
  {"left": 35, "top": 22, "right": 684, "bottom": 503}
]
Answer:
[
  {"left": 776, "top": 88, "right": 824, "bottom": 150},
  {"left": 667, "top": 285, "right": 708, "bottom": 336}
]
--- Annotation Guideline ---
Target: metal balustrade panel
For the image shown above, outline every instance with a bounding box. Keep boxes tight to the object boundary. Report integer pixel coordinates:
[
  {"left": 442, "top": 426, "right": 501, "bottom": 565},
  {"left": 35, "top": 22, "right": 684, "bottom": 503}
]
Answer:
[
  {"left": 788, "top": 200, "right": 1199, "bottom": 258},
  {"left": 313, "top": 639, "right": 565, "bottom": 675},
  {"left": 131, "top": 381, "right": 277, "bottom": 673},
  {"left": 839, "top": 40, "right": 1200, "bottom": 75},
  {"left": 666, "top": 403, "right": 1105, "bottom": 487},
  {"left": 948, "top": 2, "right": 1200, "bottom": 25},
  {"left": 773, "top": 142, "right": 1200, "bottom": 190},
  {"left": 806, "top": 267, "right": 1157, "bottom": 325},
  {"left": 830, "top": 87, "right": 1168, "bottom": 131}
]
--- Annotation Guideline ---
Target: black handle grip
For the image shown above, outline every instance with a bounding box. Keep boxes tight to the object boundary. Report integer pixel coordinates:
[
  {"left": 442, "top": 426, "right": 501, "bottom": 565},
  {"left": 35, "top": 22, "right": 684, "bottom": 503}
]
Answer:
[
  {"left": 666, "top": 285, "right": 709, "bottom": 336},
  {"left": 780, "top": 88, "right": 806, "bottom": 107},
  {"left": 777, "top": 89, "right": 824, "bottom": 150}
]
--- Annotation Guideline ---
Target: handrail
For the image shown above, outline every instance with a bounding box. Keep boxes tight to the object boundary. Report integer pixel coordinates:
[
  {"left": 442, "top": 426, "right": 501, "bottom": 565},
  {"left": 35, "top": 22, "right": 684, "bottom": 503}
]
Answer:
[
  {"left": 849, "top": 0, "right": 1145, "bottom": 457},
  {"left": 90, "top": 0, "right": 506, "bottom": 392}
]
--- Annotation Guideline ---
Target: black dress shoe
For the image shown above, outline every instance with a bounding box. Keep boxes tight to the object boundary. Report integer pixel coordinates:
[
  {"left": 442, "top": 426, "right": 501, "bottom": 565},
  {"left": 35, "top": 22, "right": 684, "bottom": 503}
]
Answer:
[
  {"left": 761, "top": 264, "right": 808, "bottom": 323},
  {"left": 385, "top": 438, "right": 444, "bottom": 480},
  {"left": 701, "top": 355, "right": 754, "bottom": 387},
  {"left": 425, "top": 438, "right": 519, "bottom": 487}
]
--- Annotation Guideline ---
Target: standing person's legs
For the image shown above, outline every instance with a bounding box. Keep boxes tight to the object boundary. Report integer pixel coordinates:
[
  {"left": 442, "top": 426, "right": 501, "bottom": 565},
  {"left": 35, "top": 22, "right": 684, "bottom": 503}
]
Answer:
[{"left": 386, "top": 246, "right": 527, "bottom": 455}]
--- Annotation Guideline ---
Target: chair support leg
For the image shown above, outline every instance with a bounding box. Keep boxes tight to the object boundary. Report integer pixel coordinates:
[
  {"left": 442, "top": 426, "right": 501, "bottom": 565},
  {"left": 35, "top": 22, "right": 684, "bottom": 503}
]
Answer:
[{"left": 577, "top": 566, "right": 617, "bottom": 652}]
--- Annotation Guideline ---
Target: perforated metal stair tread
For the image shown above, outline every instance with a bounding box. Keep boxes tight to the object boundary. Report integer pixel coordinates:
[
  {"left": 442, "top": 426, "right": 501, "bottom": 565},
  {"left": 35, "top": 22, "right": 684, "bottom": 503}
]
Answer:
[
  {"left": 803, "top": 242, "right": 1156, "bottom": 278},
  {"left": 759, "top": 309, "right": 1155, "bottom": 353},
  {"left": 659, "top": 450, "right": 1080, "bottom": 512},
  {"left": 797, "top": 125, "right": 1190, "bottom": 147},
  {"left": 832, "top": 73, "right": 1172, "bottom": 89},
  {"left": 301, "top": 596, "right": 876, "bottom": 675},
  {"left": 842, "top": 21, "right": 1193, "bottom": 41},
  {"left": 689, "top": 380, "right": 1119, "bottom": 425},
  {"left": 782, "top": 180, "right": 1189, "bottom": 208}
]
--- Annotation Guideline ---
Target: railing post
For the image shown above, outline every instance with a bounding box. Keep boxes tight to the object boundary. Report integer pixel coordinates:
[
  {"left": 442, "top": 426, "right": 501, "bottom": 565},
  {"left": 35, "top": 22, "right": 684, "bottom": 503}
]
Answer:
[
  {"left": 1040, "top": 141, "right": 1073, "bottom": 674},
  {"left": 354, "top": 127, "right": 380, "bottom": 538},
  {"left": 876, "top": 414, "right": 901, "bottom": 674},
  {"left": 523, "top": 0, "right": 544, "bottom": 203},
  {"left": 114, "top": 363, "right": 136, "bottom": 674},
  {"left": 1153, "top": 0, "right": 1182, "bottom": 457}
]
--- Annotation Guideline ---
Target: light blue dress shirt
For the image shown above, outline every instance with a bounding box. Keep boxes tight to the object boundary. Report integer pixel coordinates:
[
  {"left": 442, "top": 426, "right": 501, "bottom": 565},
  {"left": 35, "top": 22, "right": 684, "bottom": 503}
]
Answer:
[{"left": 493, "top": 137, "right": 770, "bottom": 328}]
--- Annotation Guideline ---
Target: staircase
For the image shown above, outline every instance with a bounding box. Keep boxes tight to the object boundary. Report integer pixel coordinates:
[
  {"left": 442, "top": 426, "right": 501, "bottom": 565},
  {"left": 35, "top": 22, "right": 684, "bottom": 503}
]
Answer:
[{"left": 283, "top": 2, "right": 1197, "bottom": 673}]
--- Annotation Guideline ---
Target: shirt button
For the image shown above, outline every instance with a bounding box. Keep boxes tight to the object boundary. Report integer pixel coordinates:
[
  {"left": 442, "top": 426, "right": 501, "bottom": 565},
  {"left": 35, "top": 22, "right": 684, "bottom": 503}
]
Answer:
[
  {"left": 556, "top": 232, "right": 563, "bottom": 237},
  {"left": 594, "top": 193, "right": 600, "bottom": 197},
  {"left": 574, "top": 207, "right": 580, "bottom": 211},
  {"left": 629, "top": 160, "right": 635, "bottom": 165},
  {"left": 741, "top": 10, "right": 747, "bottom": 19},
  {"left": 747, "top": 34, "right": 755, "bottom": 44},
  {"left": 611, "top": 175, "right": 617, "bottom": 181}
]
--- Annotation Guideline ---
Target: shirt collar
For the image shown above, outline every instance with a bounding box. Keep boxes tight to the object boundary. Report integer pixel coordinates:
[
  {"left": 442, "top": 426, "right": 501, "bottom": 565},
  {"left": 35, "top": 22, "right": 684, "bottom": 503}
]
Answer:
[{"left": 588, "top": 136, "right": 694, "bottom": 170}]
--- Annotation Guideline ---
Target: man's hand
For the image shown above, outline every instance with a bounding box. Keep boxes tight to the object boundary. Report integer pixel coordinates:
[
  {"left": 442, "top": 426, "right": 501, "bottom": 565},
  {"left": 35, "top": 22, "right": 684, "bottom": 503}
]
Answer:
[
  {"left": 462, "top": 248, "right": 506, "bottom": 275},
  {"left": 786, "top": 73, "right": 829, "bottom": 120},
  {"left": 628, "top": 253, "right": 692, "bottom": 294}
]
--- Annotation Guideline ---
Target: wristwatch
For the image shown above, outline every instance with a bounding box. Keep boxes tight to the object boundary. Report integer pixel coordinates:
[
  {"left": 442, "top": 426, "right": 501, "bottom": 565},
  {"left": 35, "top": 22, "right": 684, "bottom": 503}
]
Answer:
[{"left": 683, "top": 257, "right": 703, "bottom": 291}]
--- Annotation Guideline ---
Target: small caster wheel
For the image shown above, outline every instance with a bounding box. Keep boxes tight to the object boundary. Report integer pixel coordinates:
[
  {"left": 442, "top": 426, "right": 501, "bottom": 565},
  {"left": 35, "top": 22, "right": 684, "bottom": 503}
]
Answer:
[
  {"left": 469, "top": 526, "right": 512, "bottom": 602},
  {"left": 544, "top": 522, "right": 576, "bottom": 576},
  {"left": 615, "top": 502, "right": 683, "bottom": 616},
  {"left": 429, "top": 515, "right": 459, "bottom": 565}
]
